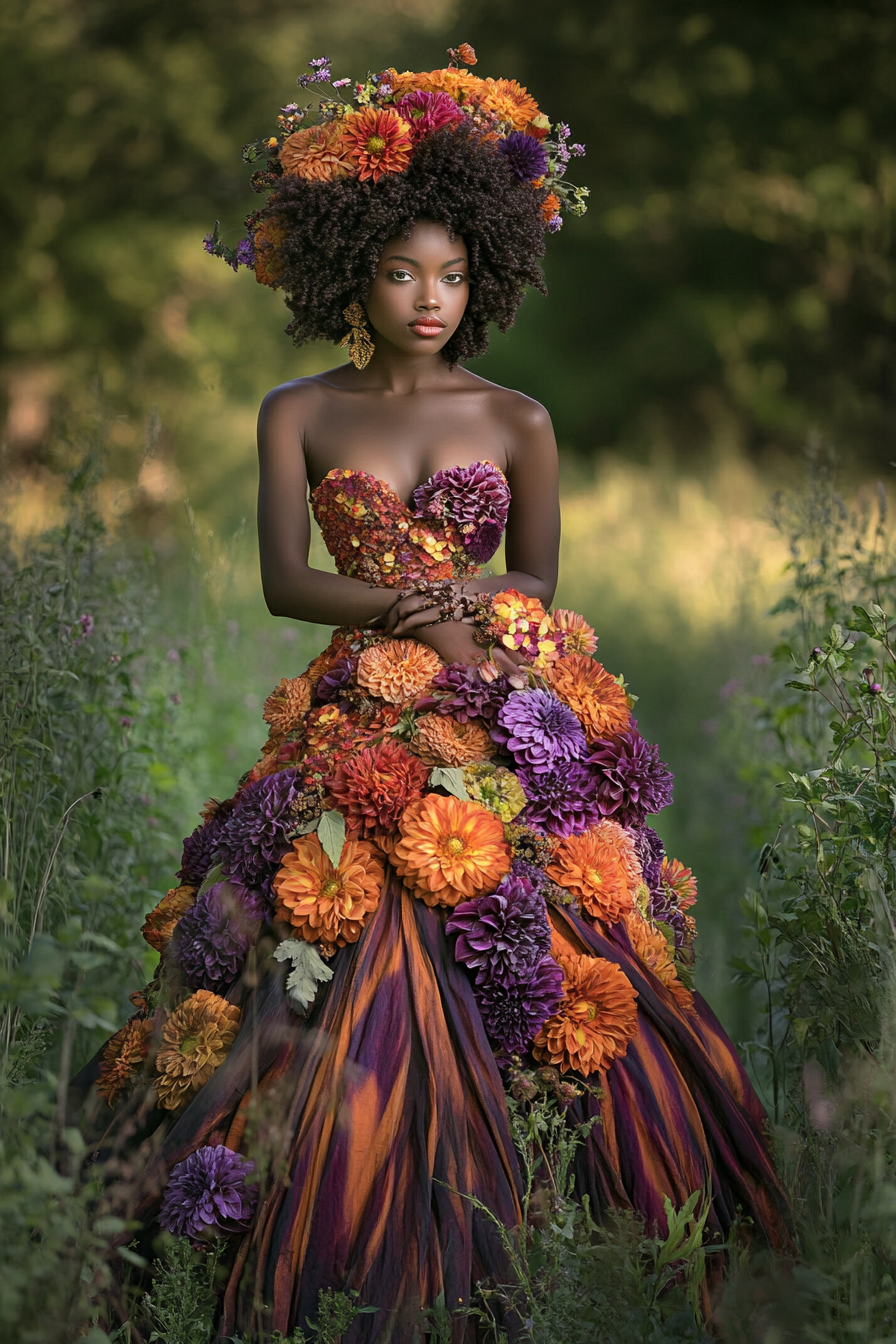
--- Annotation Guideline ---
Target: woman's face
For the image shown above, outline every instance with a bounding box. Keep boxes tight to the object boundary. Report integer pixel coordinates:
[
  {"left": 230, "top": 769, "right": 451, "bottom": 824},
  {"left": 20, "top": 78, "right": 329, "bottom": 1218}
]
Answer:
[{"left": 365, "top": 220, "right": 469, "bottom": 358}]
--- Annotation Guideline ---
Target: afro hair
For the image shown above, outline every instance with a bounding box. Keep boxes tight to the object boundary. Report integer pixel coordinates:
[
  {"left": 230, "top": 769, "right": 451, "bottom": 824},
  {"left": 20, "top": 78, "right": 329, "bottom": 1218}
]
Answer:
[{"left": 257, "top": 122, "right": 548, "bottom": 364}]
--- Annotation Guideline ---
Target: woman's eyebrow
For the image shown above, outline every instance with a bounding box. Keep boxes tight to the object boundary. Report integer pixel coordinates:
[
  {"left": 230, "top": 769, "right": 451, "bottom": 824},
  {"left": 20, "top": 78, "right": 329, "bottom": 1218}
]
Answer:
[{"left": 385, "top": 254, "right": 467, "bottom": 268}]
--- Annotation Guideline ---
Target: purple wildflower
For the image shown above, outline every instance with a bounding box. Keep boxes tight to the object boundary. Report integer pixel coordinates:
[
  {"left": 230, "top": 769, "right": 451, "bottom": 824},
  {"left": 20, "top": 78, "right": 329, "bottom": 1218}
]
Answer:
[
  {"left": 217, "top": 769, "right": 308, "bottom": 893},
  {"left": 178, "top": 801, "right": 236, "bottom": 887},
  {"left": 547, "top": 215, "right": 563, "bottom": 233},
  {"left": 446, "top": 875, "right": 552, "bottom": 985},
  {"left": 203, "top": 234, "right": 216, "bottom": 255},
  {"left": 316, "top": 656, "right": 357, "bottom": 704},
  {"left": 587, "top": 723, "right": 674, "bottom": 824},
  {"left": 235, "top": 237, "right": 256, "bottom": 269},
  {"left": 475, "top": 956, "right": 564, "bottom": 1059},
  {"left": 418, "top": 661, "right": 509, "bottom": 724},
  {"left": 332, "top": 78, "right": 352, "bottom": 89},
  {"left": 78, "top": 613, "right": 94, "bottom": 637},
  {"left": 411, "top": 461, "right": 510, "bottom": 563},
  {"left": 159, "top": 1145, "right": 258, "bottom": 1241},
  {"left": 493, "top": 689, "right": 586, "bottom": 773},
  {"left": 497, "top": 130, "right": 549, "bottom": 182},
  {"left": 517, "top": 762, "right": 602, "bottom": 838},
  {"left": 174, "top": 881, "right": 264, "bottom": 992}
]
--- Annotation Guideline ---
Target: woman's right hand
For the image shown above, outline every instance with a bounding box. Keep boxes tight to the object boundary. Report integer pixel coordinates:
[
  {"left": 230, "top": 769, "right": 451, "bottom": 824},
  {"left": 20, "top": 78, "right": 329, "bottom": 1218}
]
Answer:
[{"left": 410, "top": 619, "right": 529, "bottom": 677}]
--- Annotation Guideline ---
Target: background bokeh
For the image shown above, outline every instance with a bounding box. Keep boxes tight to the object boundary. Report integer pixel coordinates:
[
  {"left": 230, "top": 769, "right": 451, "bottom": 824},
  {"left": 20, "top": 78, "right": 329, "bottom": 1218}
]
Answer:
[{"left": 2, "top": 0, "right": 895, "bottom": 1035}]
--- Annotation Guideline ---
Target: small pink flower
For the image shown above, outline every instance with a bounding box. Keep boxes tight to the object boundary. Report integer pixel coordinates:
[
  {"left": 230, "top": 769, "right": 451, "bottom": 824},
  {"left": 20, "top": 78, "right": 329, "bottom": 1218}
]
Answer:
[
  {"left": 79, "top": 613, "right": 94, "bottom": 637},
  {"left": 167, "top": 648, "right": 181, "bottom": 663},
  {"left": 120, "top": 716, "right": 133, "bottom": 729}
]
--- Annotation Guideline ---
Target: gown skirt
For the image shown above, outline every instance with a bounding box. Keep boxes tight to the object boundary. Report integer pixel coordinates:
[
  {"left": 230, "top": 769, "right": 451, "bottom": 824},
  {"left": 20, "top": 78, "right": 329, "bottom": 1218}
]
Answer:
[{"left": 73, "top": 463, "right": 790, "bottom": 1341}]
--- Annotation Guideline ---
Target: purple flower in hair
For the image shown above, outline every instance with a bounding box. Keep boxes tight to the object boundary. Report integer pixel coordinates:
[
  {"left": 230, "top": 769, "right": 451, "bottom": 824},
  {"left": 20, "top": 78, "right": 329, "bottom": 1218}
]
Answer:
[
  {"left": 497, "top": 131, "right": 549, "bottom": 182},
  {"left": 235, "top": 237, "right": 256, "bottom": 269},
  {"left": 411, "top": 461, "right": 510, "bottom": 564},
  {"left": 474, "top": 955, "right": 564, "bottom": 1059},
  {"left": 217, "top": 769, "right": 309, "bottom": 893},
  {"left": 174, "top": 881, "right": 264, "bottom": 992},
  {"left": 160, "top": 1145, "right": 258, "bottom": 1241},
  {"left": 547, "top": 215, "right": 563, "bottom": 233},
  {"left": 493, "top": 689, "right": 586, "bottom": 774},
  {"left": 418, "top": 661, "right": 509, "bottom": 724},
  {"left": 587, "top": 723, "right": 674, "bottom": 824},
  {"left": 517, "top": 762, "right": 602, "bottom": 838},
  {"left": 446, "top": 875, "right": 551, "bottom": 985}
]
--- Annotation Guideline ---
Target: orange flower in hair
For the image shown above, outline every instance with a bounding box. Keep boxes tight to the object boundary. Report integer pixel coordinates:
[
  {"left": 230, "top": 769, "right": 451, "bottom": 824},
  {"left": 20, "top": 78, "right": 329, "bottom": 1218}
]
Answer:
[
  {"left": 409, "top": 713, "right": 495, "bottom": 767},
  {"left": 389, "top": 67, "right": 483, "bottom": 103},
  {"left": 357, "top": 639, "right": 443, "bottom": 704},
  {"left": 253, "top": 216, "right": 289, "bottom": 288},
  {"left": 533, "top": 951, "right": 638, "bottom": 1076},
  {"left": 97, "top": 1015, "right": 154, "bottom": 1106},
  {"left": 262, "top": 675, "right": 312, "bottom": 737},
  {"left": 394, "top": 793, "right": 511, "bottom": 906},
  {"left": 155, "top": 990, "right": 242, "bottom": 1111},
  {"left": 625, "top": 911, "right": 694, "bottom": 1012},
  {"left": 547, "top": 822, "right": 640, "bottom": 925},
  {"left": 280, "top": 122, "right": 353, "bottom": 182},
  {"left": 547, "top": 655, "right": 631, "bottom": 744},
  {"left": 541, "top": 192, "right": 561, "bottom": 224},
  {"left": 337, "top": 107, "right": 414, "bottom": 183},
  {"left": 476, "top": 78, "right": 542, "bottom": 130},
  {"left": 142, "top": 885, "right": 197, "bottom": 952},
  {"left": 274, "top": 833, "right": 384, "bottom": 949}
]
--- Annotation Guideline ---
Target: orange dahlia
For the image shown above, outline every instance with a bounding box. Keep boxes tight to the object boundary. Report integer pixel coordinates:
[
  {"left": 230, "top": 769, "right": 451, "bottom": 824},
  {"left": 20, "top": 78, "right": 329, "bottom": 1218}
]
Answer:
[
  {"left": 547, "top": 823, "right": 640, "bottom": 925},
  {"left": 661, "top": 856, "right": 698, "bottom": 910},
  {"left": 253, "top": 216, "right": 289, "bottom": 288},
  {"left": 97, "top": 1015, "right": 154, "bottom": 1106},
  {"left": 409, "top": 713, "right": 495, "bottom": 767},
  {"left": 326, "top": 738, "right": 430, "bottom": 839},
  {"left": 551, "top": 609, "right": 597, "bottom": 655},
  {"left": 389, "top": 68, "right": 483, "bottom": 104},
  {"left": 393, "top": 794, "right": 511, "bottom": 907},
  {"left": 625, "top": 912, "right": 694, "bottom": 1012},
  {"left": 476, "top": 78, "right": 542, "bottom": 130},
  {"left": 280, "top": 122, "right": 353, "bottom": 181},
  {"left": 541, "top": 192, "right": 561, "bottom": 224},
  {"left": 142, "top": 885, "right": 196, "bottom": 952},
  {"left": 547, "top": 655, "right": 631, "bottom": 744},
  {"left": 273, "top": 834, "right": 384, "bottom": 949},
  {"left": 337, "top": 107, "right": 413, "bottom": 183},
  {"left": 262, "top": 675, "right": 312, "bottom": 737},
  {"left": 155, "top": 990, "right": 242, "bottom": 1111},
  {"left": 533, "top": 951, "right": 639, "bottom": 1076},
  {"left": 357, "top": 639, "right": 443, "bottom": 704}
]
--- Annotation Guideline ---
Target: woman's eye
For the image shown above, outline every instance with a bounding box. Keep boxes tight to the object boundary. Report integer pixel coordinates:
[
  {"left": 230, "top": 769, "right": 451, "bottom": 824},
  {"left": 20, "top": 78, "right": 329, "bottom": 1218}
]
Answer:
[
  {"left": 442, "top": 272, "right": 466, "bottom": 285},
  {"left": 389, "top": 269, "right": 413, "bottom": 282}
]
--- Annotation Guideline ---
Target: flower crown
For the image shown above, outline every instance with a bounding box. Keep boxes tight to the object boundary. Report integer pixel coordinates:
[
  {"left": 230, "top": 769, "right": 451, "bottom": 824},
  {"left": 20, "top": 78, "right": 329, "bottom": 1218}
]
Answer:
[{"left": 205, "top": 44, "right": 587, "bottom": 283}]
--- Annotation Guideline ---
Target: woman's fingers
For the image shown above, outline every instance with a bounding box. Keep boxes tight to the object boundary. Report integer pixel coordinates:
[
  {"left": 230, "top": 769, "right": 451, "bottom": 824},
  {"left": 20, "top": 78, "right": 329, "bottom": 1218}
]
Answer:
[{"left": 391, "top": 604, "right": 442, "bottom": 635}]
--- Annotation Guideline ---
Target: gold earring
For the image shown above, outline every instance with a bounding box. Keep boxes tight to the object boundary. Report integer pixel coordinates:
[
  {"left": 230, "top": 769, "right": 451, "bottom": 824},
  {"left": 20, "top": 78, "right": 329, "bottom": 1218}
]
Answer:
[{"left": 340, "top": 302, "right": 374, "bottom": 370}]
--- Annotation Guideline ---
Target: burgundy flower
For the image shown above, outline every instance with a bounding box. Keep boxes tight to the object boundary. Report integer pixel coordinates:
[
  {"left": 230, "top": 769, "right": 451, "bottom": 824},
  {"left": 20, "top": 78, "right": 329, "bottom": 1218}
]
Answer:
[
  {"left": 418, "top": 661, "right": 509, "bottom": 724},
  {"left": 475, "top": 955, "right": 564, "bottom": 1060},
  {"left": 446, "top": 875, "right": 552, "bottom": 985},
  {"left": 411, "top": 461, "right": 510, "bottom": 563},
  {"left": 497, "top": 130, "right": 549, "bottom": 182},
  {"left": 587, "top": 723, "right": 674, "bottom": 824},
  {"left": 159, "top": 1144, "right": 258, "bottom": 1241},
  {"left": 174, "top": 881, "right": 264, "bottom": 992},
  {"left": 493, "top": 689, "right": 586, "bottom": 773},
  {"left": 218, "top": 769, "right": 319, "bottom": 893},
  {"left": 517, "top": 762, "right": 602, "bottom": 838},
  {"left": 395, "top": 90, "right": 464, "bottom": 142}
]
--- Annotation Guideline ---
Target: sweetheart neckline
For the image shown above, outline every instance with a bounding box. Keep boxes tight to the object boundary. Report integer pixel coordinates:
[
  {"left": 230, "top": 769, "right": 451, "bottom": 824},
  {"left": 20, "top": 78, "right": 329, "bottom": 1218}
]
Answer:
[{"left": 309, "top": 461, "right": 507, "bottom": 512}]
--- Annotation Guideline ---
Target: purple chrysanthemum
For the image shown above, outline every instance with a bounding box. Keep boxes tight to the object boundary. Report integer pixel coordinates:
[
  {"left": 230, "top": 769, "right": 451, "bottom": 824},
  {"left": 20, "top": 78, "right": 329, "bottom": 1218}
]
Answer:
[
  {"left": 159, "top": 1145, "right": 258, "bottom": 1241},
  {"left": 632, "top": 825, "right": 665, "bottom": 895},
  {"left": 418, "top": 661, "right": 509, "bottom": 723},
  {"left": 178, "top": 800, "right": 236, "bottom": 887},
  {"left": 217, "top": 769, "right": 307, "bottom": 893},
  {"left": 174, "top": 881, "right": 264, "bottom": 992},
  {"left": 395, "top": 90, "right": 464, "bottom": 142},
  {"left": 474, "top": 955, "right": 564, "bottom": 1059},
  {"left": 446, "top": 875, "right": 552, "bottom": 985},
  {"left": 587, "top": 723, "right": 674, "bottom": 824},
  {"left": 517, "top": 762, "right": 602, "bottom": 838},
  {"left": 411, "top": 461, "right": 510, "bottom": 563},
  {"left": 497, "top": 131, "right": 549, "bottom": 183},
  {"left": 316, "top": 656, "right": 356, "bottom": 704},
  {"left": 493, "top": 689, "right": 587, "bottom": 774}
]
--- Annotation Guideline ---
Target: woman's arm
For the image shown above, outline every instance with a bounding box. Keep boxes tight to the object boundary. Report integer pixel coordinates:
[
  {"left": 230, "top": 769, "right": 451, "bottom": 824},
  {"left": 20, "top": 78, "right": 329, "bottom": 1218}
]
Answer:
[{"left": 256, "top": 382, "right": 398, "bottom": 626}]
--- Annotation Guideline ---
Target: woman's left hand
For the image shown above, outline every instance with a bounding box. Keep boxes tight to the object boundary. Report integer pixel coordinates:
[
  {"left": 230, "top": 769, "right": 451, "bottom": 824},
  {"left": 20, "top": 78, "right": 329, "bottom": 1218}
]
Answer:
[{"left": 385, "top": 590, "right": 454, "bottom": 638}]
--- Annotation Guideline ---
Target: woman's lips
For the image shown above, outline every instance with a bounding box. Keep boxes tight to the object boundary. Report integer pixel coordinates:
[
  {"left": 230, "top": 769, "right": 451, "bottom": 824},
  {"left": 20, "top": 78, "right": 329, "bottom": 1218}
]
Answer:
[{"left": 408, "top": 318, "right": 446, "bottom": 337}]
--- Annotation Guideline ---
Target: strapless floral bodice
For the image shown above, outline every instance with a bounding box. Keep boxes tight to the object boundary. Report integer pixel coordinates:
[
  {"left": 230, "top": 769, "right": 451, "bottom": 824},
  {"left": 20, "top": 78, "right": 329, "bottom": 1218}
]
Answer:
[{"left": 310, "top": 460, "right": 511, "bottom": 588}]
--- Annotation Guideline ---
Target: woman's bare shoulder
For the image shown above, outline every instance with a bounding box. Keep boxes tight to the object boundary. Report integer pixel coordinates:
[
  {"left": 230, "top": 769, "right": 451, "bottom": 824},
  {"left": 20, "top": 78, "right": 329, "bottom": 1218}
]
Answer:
[{"left": 461, "top": 370, "right": 554, "bottom": 434}]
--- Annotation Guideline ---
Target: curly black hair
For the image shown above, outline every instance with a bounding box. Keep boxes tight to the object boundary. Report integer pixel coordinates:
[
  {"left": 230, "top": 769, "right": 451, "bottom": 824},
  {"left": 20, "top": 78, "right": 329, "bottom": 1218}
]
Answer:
[{"left": 260, "top": 123, "right": 548, "bottom": 363}]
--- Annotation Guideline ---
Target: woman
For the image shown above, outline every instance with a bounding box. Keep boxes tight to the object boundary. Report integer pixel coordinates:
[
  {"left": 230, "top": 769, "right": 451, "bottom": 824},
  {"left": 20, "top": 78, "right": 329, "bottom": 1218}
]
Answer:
[{"left": 79, "top": 49, "right": 789, "bottom": 1342}]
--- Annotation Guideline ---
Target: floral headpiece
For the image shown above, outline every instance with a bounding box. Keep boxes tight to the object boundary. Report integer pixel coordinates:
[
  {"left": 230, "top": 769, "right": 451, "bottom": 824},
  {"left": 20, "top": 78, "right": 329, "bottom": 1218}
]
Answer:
[{"left": 205, "top": 44, "right": 587, "bottom": 282}]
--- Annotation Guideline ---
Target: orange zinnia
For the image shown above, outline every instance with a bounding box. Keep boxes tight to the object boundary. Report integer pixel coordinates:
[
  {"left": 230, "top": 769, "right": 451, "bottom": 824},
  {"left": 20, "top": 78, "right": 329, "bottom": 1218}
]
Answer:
[
  {"left": 547, "top": 823, "right": 640, "bottom": 925},
  {"left": 274, "top": 833, "right": 384, "bottom": 949},
  {"left": 546, "top": 655, "right": 631, "bottom": 744},
  {"left": 262, "top": 675, "right": 312, "bottom": 737},
  {"left": 97, "top": 1015, "right": 154, "bottom": 1106},
  {"left": 280, "top": 122, "right": 353, "bottom": 181},
  {"left": 625, "top": 912, "right": 694, "bottom": 1012},
  {"left": 155, "top": 990, "right": 242, "bottom": 1112},
  {"left": 533, "top": 951, "right": 639, "bottom": 1077},
  {"left": 410, "top": 713, "right": 495, "bottom": 767},
  {"left": 357, "top": 639, "right": 443, "bottom": 704},
  {"left": 476, "top": 78, "right": 541, "bottom": 130},
  {"left": 337, "top": 107, "right": 414, "bottom": 183},
  {"left": 142, "top": 885, "right": 196, "bottom": 952},
  {"left": 393, "top": 794, "right": 511, "bottom": 907}
]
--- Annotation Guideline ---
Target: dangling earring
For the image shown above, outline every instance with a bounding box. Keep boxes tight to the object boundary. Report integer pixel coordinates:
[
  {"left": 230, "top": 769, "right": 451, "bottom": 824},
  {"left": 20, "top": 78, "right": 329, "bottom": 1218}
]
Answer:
[{"left": 340, "top": 302, "right": 374, "bottom": 370}]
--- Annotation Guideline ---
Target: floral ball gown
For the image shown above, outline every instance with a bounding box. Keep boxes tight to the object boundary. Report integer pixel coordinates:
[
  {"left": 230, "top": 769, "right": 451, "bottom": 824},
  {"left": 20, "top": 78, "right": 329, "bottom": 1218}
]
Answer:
[{"left": 78, "top": 461, "right": 789, "bottom": 1340}]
